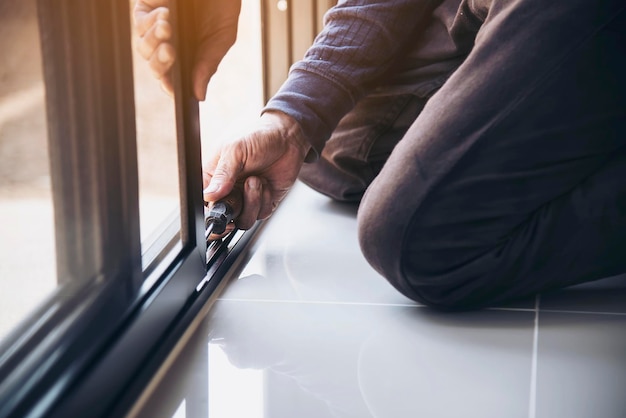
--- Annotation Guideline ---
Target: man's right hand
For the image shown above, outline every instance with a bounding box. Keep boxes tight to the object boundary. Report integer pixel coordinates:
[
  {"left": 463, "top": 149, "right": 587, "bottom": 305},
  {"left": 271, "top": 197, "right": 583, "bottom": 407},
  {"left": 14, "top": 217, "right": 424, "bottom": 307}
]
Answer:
[
  {"left": 133, "top": 0, "right": 241, "bottom": 100},
  {"left": 203, "top": 111, "right": 311, "bottom": 234}
]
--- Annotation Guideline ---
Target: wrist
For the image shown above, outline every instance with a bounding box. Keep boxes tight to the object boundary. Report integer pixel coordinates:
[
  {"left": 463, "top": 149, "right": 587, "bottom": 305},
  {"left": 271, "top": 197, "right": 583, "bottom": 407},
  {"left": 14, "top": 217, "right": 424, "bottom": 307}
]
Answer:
[{"left": 260, "top": 110, "right": 311, "bottom": 160}]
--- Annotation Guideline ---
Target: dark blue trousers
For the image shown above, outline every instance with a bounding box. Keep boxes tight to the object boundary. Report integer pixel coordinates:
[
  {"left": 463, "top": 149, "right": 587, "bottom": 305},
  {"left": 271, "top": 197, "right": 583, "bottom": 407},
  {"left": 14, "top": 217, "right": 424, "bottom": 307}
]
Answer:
[{"left": 300, "top": 0, "right": 626, "bottom": 309}]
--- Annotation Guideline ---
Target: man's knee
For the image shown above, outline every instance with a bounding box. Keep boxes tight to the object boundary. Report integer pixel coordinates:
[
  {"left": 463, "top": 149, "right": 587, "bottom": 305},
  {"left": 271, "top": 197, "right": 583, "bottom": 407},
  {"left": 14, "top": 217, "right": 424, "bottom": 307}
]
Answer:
[
  {"left": 355, "top": 192, "right": 437, "bottom": 308},
  {"left": 357, "top": 194, "right": 495, "bottom": 311}
]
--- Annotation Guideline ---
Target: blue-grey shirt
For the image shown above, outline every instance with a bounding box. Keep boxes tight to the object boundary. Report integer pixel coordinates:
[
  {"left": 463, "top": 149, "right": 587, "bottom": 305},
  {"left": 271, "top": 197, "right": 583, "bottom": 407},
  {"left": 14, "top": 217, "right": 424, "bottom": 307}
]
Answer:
[{"left": 264, "top": 0, "right": 474, "bottom": 160}]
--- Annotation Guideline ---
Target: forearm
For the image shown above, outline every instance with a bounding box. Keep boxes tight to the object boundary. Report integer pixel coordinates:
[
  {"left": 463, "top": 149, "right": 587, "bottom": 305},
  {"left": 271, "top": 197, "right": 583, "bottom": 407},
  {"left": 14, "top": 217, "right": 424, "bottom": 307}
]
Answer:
[{"left": 264, "top": 0, "right": 440, "bottom": 159}]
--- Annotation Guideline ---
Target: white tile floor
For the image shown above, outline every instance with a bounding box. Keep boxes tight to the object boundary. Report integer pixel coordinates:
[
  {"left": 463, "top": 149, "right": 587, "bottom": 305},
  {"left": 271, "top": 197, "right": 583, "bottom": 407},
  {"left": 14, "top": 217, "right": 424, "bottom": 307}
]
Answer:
[{"left": 136, "top": 181, "right": 626, "bottom": 418}]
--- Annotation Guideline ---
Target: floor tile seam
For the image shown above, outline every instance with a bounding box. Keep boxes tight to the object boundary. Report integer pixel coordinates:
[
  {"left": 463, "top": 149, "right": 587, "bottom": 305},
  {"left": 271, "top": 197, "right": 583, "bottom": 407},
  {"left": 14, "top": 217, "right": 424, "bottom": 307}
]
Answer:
[
  {"left": 216, "top": 297, "right": 626, "bottom": 316},
  {"left": 216, "top": 297, "right": 421, "bottom": 307},
  {"left": 537, "top": 308, "right": 626, "bottom": 316},
  {"left": 486, "top": 307, "right": 537, "bottom": 313},
  {"left": 217, "top": 298, "right": 547, "bottom": 313}
]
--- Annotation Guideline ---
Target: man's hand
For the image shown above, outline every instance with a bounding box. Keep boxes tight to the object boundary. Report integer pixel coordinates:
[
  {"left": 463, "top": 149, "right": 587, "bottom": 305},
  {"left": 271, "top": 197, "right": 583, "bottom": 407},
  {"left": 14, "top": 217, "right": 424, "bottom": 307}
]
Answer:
[
  {"left": 133, "top": 0, "right": 241, "bottom": 100},
  {"left": 203, "top": 111, "right": 311, "bottom": 232}
]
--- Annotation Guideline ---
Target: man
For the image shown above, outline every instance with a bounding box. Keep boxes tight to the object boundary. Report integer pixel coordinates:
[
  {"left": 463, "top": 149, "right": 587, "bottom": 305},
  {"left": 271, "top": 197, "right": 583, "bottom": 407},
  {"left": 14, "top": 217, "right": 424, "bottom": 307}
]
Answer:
[{"left": 135, "top": 0, "right": 626, "bottom": 310}]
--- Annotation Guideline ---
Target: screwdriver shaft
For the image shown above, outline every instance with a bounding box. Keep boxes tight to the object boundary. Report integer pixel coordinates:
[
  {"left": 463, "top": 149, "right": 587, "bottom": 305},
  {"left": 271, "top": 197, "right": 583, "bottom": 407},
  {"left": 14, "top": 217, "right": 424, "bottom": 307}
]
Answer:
[{"left": 205, "top": 221, "right": 215, "bottom": 241}]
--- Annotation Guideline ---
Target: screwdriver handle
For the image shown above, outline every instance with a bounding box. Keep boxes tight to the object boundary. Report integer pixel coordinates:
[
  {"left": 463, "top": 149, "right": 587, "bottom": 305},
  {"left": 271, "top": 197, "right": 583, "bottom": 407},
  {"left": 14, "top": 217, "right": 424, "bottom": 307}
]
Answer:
[{"left": 205, "top": 186, "right": 243, "bottom": 235}]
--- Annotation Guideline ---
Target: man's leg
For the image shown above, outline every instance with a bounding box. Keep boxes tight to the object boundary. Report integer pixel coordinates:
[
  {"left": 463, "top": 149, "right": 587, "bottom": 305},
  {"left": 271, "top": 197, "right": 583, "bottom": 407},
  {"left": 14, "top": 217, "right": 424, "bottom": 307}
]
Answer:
[
  {"left": 299, "top": 93, "right": 428, "bottom": 203},
  {"left": 358, "top": 0, "right": 626, "bottom": 309}
]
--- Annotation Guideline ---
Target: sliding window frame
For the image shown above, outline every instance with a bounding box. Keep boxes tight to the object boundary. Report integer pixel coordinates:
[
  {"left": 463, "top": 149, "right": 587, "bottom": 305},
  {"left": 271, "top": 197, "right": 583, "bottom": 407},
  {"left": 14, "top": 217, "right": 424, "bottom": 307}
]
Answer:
[{"left": 0, "top": 1, "right": 260, "bottom": 417}]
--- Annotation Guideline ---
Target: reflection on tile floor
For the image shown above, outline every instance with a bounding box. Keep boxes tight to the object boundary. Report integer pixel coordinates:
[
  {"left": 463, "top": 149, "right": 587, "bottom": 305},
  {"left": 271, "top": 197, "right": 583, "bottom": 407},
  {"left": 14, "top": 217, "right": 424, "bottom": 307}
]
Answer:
[
  {"left": 219, "top": 182, "right": 418, "bottom": 307},
  {"left": 135, "top": 181, "right": 626, "bottom": 418},
  {"left": 540, "top": 273, "right": 626, "bottom": 314}
]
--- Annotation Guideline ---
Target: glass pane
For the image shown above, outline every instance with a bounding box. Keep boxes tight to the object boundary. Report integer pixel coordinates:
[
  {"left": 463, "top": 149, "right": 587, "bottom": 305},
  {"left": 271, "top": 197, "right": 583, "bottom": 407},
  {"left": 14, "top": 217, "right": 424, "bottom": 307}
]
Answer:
[
  {"left": 0, "top": 0, "right": 56, "bottom": 340},
  {"left": 129, "top": 0, "right": 182, "bottom": 268}
]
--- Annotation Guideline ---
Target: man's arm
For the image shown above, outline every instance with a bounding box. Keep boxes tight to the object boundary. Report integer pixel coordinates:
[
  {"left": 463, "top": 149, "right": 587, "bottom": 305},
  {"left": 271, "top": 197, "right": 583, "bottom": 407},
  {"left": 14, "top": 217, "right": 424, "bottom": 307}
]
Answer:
[
  {"left": 204, "top": 0, "right": 438, "bottom": 229},
  {"left": 265, "top": 0, "right": 439, "bottom": 159}
]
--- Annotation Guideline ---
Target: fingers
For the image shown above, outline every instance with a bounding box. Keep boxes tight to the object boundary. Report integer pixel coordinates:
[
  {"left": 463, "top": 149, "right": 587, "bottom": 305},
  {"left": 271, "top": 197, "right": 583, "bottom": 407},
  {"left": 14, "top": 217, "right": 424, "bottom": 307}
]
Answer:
[
  {"left": 236, "top": 176, "right": 277, "bottom": 229},
  {"left": 148, "top": 43, "right": 176, "bottom": 94},
  {"left": 203, "top": 142, "right": 246, "bottom": 203},
  {"left": 136, "top": 17, "right": 172, "bottom": 61},
  {"left": 146, "top": 41, "right": 175, "bottom": 77},
  {"left": 202, "top": 147, "right": 274, "bottom": 232},
  {"left": 204, "top": 176, "right": 275, "bottom": 234},
  {"left": 133, "top": 2, "right": 175, "bottom": 94},
  {"left": 237, "top": 177, "right": 261, "bottom": 230},
  {"left": 134, "top": 2, "right": 169, "bottom": 37},
  {"left": 202, "top": 110, "right": 306, "bottom": 234},
  {"left": 203, "top": 176, "right": 260, "bottom": 238}
]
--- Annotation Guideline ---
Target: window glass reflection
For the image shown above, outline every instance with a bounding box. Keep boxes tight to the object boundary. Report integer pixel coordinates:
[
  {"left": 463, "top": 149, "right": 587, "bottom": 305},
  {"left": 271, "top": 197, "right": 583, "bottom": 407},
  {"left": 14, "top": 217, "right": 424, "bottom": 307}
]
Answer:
[
  {"left": 0, "top": 0, "right": 57, "bottom": 341},
  {"left": 129, "top": 0, "right": 182, "bottom": 263}
]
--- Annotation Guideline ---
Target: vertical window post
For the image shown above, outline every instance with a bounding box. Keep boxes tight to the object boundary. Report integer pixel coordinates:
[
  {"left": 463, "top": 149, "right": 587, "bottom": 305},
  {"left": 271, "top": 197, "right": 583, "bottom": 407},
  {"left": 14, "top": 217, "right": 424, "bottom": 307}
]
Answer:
[
  {"left": 170, "top": 0, "right": 207, "bottom": 260},
  {"left": 37, "top": 0, "right": 142, "bottom": 287}
]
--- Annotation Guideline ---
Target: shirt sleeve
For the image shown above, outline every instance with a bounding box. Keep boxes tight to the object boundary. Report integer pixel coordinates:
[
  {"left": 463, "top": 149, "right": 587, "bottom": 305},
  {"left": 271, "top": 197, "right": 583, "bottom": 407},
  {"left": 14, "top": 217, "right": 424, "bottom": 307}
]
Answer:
[{"left": 263, "top": 0, "right": 439, "bottom": 160}]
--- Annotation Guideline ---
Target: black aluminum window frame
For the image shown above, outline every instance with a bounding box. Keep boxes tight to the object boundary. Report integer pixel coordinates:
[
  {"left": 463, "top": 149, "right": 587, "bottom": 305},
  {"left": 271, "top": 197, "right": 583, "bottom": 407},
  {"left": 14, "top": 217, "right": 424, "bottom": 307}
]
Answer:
[{"left": 0, "top": 1, "right": 260, "bottom": 417}]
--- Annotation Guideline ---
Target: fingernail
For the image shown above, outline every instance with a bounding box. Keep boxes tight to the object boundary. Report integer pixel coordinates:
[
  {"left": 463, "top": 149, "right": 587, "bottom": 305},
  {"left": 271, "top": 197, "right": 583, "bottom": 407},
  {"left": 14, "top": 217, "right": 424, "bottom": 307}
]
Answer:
[
  {"left": 248, "top": 177, "right": 259, "bottom": 190},
  {"left": 203, "top": 182, "right": 220, "bottom": 194}
]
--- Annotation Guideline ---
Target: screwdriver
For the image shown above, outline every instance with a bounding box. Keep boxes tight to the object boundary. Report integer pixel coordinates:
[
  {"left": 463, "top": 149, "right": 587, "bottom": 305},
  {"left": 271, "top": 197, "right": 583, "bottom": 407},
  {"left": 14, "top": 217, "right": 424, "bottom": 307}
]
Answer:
[{"left": 204, "top": 188, "right": 243, "bottom": 241}]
